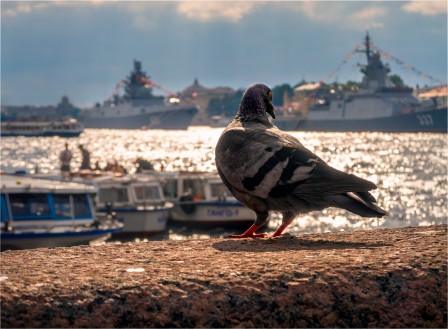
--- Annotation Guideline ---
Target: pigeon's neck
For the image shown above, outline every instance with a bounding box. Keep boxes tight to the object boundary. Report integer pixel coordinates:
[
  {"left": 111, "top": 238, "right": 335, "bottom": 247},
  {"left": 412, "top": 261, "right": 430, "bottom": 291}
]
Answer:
[{"left": 236, "top": 99, "right": 270, "bottom": 123}]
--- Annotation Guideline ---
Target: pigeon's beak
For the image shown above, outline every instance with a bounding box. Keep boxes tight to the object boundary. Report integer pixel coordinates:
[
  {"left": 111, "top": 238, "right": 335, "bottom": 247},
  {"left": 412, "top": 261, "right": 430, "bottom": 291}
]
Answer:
[{"left": 267, "top": 103, "right": 276, "bottom": 119}]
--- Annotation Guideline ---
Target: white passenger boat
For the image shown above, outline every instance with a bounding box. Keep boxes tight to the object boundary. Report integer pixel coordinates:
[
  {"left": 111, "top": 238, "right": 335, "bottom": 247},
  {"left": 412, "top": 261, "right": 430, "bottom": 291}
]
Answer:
[
  {"left": 159, "top": 172, "right": 256, "bottom": 227},
  {"left": 0, "top": 174, "right": 122, "bottom": 250},
  {"left": 93, "top": 174, "right": 171, "bottom": 237},
  {"left": 0, "top": 118, "right": 84, "bottom": 137}
]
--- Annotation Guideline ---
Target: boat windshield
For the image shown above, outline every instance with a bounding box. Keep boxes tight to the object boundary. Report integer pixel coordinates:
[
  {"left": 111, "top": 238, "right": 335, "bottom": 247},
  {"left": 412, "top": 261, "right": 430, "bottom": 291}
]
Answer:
[
  {"left": 98, "top": 187, "right": 129, "bottom": 204},
  {"left": 53, "top": 194, "right": 92, "bottom": 219},
  {"left": 1, "top": 195, "right": 10, "bottom": 221},
  {"left": 8, "top": 194, "right": 51, "bottom": 219},
  {"left": 209, "top": 181, "right": 229, "bottom": 199},
  {"left": 2, "top": 193, "right": 92, "bottom": 220},
  {"left": 133, "top": 185, "right": 161, "bottom": 201},
  {"left": 182, "top": 178, "right": 206, "bottom": 200},
  {"left": 53, "top": 194, "right": 72, "bottom": 218},
  {"left": 161, "top": 179, "right": 178, "bottom": 199}
]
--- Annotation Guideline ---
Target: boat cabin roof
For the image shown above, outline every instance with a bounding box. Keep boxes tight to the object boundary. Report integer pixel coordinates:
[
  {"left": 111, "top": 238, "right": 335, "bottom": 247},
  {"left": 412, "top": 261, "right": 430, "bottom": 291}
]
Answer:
[
  {"left": 91, "top": 173, "right": 160, "bottom": 186},
  {"left": 1, "top": 174, "right": 96, "bottom": 194},
  {"left": 157, "top": 171, "right": 220, "bottom": 180}
]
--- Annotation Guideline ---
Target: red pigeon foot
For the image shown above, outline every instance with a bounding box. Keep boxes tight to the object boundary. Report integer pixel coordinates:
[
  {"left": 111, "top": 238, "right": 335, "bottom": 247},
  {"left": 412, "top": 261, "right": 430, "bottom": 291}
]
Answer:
[
  {"left": 228, "top": 232, "right": 268, "bottom": 239},
  {"left": 271, "top": 212, "right": 295, "bottom": 237},
  {"left": 228, "top": 224, "right": 267, "bottom": 238}
]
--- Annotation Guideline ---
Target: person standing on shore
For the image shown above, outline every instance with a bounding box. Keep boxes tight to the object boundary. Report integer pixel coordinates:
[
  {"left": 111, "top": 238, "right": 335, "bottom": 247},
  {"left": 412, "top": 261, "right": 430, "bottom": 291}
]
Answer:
[
  {"left": 78, "top": 144, "right": 91, "bottom": 171},
  {"left": 59, "top": 142, "right": 73, "bottom": 179}
]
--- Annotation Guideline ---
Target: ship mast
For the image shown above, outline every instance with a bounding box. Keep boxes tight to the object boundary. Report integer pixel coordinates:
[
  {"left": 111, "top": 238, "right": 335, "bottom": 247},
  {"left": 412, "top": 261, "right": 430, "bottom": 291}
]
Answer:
[
  {"left": 124, "top": 60, "right": 155, "bottom": 100},
  {"left": 357, "top": 32, "right": 393, "bottom": 90},
  {"left": 365, "top": 31, "right": 371, "bottom": 63}
]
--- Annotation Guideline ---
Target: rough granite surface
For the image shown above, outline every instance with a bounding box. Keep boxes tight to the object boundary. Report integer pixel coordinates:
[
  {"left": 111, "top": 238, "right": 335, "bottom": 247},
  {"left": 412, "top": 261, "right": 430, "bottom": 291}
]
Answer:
[{"left": 1, "top": 225, "right": 446, "bottom": 328}]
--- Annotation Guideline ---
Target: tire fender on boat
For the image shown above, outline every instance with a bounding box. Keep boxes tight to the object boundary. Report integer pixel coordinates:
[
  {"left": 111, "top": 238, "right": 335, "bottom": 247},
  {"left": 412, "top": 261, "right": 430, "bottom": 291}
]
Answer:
[{"left": 179, "top": 194, "right": 196, "bottom": 215}]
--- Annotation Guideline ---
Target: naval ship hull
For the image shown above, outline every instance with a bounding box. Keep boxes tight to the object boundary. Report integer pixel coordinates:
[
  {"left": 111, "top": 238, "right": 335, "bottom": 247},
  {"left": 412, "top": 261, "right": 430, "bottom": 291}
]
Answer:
[
  {"left": 81, "top": 106, "right": 198, "bottom": 130},
  {"left": 275, "top": 108, "right": 447, "bottom": 133}
]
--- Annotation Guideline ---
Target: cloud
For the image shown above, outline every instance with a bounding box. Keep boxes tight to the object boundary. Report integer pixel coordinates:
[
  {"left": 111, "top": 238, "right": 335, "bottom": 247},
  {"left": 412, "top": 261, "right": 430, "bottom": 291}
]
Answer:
[
  {"left": 1, "top": 1, "right": 107, "bottom": 17},
  {"left": 176, "top": 1, "right": 259, "bottom": 22},
  {"left": 295, "top": 2, "right": 387, "bottom": 30},
  {"left": 2, "top": 3, "right": 38, "bottom": 17},
  {"left": 348, "top": 6, "right": 387, "bottom": 30},
  {"left": 2, "top": 1, "right": 258, "bottom": 28},
  {"left": 296, "top": 2, "right": 343, "bottom": 22},
  {"left": 402, "top": 1, "right": 447, "bottom": 16}
]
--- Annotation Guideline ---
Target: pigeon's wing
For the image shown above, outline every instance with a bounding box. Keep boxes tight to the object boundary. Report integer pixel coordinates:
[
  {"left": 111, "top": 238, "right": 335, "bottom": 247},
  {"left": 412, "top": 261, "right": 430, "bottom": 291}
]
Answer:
[
  {"left": 216, "top": 125, "right": 317, "bottom": 199},
  {"left": 216, "top": 124, "right": 377, "bottom": 200}
]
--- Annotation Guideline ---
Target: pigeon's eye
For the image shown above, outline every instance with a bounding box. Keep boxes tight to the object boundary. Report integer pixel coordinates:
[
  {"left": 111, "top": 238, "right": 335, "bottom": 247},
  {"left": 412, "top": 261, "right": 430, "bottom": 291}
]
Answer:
[{"left": 268, "top": 92, "right": 272, "bottom": 101}]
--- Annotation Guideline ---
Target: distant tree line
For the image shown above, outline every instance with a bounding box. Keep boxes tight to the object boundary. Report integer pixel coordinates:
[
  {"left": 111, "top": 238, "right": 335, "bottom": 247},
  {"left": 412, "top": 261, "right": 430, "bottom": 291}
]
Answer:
[
  {"left": 205, "top": 74, "right": 407, "bottom": 116},
  {"left": 1, "top": 96, "right": 81, "bottom": 121},
  {"left": 206, "top": 89, "right": 244, "bottom": 117},
  {"left": 206, "top": 83, "right": 298, "bottom": 116}
]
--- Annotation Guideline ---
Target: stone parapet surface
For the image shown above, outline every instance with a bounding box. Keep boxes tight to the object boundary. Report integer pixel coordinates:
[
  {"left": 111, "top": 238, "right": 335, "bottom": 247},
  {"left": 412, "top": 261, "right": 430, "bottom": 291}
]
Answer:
[{"left": 1, "top": 225, "right": 446, "bottom": 328}]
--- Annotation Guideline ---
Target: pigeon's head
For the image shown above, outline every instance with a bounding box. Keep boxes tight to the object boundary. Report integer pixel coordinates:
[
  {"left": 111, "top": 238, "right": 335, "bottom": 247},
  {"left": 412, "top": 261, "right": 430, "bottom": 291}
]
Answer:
[{"left": 237, "top": 83, "right": 275, "bottom": 121}]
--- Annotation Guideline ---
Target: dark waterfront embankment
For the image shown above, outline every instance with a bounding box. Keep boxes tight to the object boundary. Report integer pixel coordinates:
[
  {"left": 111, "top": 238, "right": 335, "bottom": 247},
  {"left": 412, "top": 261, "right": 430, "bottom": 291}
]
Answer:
[{"left": 1, "top": 225, "right": 446, "bottom": 328}]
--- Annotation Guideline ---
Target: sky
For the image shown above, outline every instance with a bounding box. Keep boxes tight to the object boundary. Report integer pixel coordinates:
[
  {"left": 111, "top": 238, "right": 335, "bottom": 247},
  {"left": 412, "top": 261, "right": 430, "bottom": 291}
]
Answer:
[{"left": 1, "top": 1, "right": 447, "bottom": 107}]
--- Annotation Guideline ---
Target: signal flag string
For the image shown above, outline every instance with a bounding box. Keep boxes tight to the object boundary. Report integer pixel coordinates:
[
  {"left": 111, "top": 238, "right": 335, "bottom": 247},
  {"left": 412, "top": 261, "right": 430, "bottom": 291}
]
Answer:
[
  {"left": 325, "top": 42, "right": 446, "bottom": 87},
  {"left": 370, "top": 44, "right": 447, "bottom": 86},
  {"left": 325, "top": 44, "right": 362, "bottom": 83},
  {"left": 108, "top": 77, "right": 177, "bottom": 102}
]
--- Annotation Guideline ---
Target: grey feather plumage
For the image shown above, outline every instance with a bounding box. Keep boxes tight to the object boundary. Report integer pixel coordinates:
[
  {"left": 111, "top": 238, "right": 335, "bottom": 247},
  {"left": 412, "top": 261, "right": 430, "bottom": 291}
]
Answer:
[{"left": 215, "top": 83, "right": 388, "bottom": 238}]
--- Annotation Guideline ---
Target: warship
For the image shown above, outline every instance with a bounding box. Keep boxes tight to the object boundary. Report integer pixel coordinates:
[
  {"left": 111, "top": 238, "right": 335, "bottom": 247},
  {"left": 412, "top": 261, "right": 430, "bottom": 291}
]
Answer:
[
  {"left": 275, "top": 34, "right": 447, "bottom": 133},
  {"left": 80, "top": 60, "right": 198, "bottom": 129}
]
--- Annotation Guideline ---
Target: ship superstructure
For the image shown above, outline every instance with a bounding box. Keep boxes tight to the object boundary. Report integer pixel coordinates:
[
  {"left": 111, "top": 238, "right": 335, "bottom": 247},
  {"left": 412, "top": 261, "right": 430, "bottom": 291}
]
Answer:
[{"left": 81, "top": 60, "right": 198, "bottom": 130}]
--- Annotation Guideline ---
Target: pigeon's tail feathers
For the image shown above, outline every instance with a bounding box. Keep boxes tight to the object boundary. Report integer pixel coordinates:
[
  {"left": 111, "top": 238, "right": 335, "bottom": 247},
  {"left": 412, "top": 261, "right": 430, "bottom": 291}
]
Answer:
[
  {"left": 324, "top": 192, "right": 388, "bottom": 218},
  {"left": 295, "top": 162, "right": 379, "bottom": 196}
]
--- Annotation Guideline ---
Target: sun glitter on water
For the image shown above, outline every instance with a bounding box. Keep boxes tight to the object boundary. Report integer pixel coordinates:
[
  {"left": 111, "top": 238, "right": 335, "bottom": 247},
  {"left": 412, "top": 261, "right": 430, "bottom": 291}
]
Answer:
[{"left": 1, "top": 127, "right": 446, "bottom": 236}]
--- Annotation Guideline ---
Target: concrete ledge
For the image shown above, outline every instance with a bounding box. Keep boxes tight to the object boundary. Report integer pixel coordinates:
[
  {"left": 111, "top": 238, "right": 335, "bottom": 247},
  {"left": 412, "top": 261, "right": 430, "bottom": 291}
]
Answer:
[{"left": 1, "top": 225, "right": 446, "bottom": 328}]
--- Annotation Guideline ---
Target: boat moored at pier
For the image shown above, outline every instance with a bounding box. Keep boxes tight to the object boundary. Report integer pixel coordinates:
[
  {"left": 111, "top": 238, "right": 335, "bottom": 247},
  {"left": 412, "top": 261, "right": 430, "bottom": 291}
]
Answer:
[
  {"left": 93, "top": 174, "right": 171, "bottom": 237},
  {"left": 0, "top": 174, "right": 122, "bottom": 250},
  {"left": 159, "top": 172, "right": 256, "bottom": 227}
]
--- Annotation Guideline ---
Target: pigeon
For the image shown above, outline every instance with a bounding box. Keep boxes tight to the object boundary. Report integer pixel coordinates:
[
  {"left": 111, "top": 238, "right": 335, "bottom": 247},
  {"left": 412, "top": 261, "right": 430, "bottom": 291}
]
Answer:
[{"left": 215, "top": 83, "right": 388, "bottom": 238}]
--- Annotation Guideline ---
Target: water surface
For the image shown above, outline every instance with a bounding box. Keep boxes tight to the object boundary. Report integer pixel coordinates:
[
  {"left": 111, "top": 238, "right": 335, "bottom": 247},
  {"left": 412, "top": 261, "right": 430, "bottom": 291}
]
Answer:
[{"left": 1, "top": 127, "right": 446, "bottom": 238}]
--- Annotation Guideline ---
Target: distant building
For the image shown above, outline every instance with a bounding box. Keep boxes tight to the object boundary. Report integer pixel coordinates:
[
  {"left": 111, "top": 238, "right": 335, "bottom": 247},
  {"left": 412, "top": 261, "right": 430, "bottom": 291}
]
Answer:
[
  {"left": 1, "top": 95, "right": 80, "bottom": 121},
  {"left": 181, "top": 79, "right": 234, "bottom": 125},
  {"left": 417, "top": 85, "right": 448, "bottom": 109},
  {"left": 282, "top": 82, "right": 324, "bottom": 117}
]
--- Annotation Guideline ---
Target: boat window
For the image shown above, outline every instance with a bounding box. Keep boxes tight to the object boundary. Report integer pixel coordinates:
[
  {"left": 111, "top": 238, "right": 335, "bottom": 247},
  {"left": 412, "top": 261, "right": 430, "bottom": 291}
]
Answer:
[
  {"left": 182, "top": 179, "right": 205, "bottom": 200},
  {"left": 161, "top": 179, "right": 177, "bottom": 199},
  {"left": 73, "top": 194, "right": 92, "bottom": 218},
  {"left": 134, "top": 185, "right": 161, "bottom": 200},
  {"left": 1, "top": 194, "right": 10, "bottom": 222},
  {"left": 53, "top": 194, "right": 72, "bottom": 219},
  {"left": 98, "top": 187, "right": 129, "bottom": 203},
  {"left": 9, "top": 193, "right": 51, "bottom": 219},
  {"left": 210, "top": 182, "right": 229, "bottom": 198}
]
